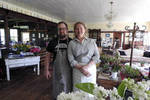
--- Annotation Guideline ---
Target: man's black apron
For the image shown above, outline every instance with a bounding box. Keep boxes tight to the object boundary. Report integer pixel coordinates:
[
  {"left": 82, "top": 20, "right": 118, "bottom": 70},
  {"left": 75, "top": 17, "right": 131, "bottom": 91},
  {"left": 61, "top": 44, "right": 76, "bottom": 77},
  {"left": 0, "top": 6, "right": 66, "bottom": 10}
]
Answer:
[{"left": 52, "top": 40, "right": 72, "bottom": 99}]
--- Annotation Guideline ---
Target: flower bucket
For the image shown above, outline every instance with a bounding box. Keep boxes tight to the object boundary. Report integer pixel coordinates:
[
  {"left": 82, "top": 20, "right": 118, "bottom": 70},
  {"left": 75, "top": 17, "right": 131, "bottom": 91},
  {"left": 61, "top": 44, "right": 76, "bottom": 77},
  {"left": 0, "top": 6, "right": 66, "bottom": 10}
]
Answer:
[
  {"left": 120, "top": 72, "right": 126, "bottom": 80},
  {"left": 111, "top": 72, "right": 118, "bottom": 79},
  {"left": 124, "top": 90, "right": 133, "bottom": 100}
]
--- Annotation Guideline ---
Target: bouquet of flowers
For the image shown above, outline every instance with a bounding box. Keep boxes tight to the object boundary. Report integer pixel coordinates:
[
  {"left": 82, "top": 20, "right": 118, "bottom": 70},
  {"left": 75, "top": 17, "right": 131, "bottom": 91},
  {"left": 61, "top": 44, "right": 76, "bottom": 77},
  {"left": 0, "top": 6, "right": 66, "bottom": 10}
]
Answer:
[
  {"left": 57, "top": 79, "right": 150, "bottom": 100},
  {"left": 57, "top": 83, "right": 122, "bottom": 100},
  {"left": 119, "top": 78, "right": 150, "bottom": 100},
  {"left": 57, "top": 91, "right": 93, "bottom": 100},
  {"left": 30, "top": 46, "right": 41, "bottom": 55},
  {"left": 13, "top": 44, "right": 31, "bottom": 54}
]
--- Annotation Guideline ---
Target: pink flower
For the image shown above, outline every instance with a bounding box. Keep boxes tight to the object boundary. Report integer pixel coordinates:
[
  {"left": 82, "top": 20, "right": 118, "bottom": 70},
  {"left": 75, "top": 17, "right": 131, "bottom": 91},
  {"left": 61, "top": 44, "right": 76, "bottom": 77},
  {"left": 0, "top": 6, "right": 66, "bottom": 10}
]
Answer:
[{"left": 30, "top": 47, "right": 40, "bottom": 53}]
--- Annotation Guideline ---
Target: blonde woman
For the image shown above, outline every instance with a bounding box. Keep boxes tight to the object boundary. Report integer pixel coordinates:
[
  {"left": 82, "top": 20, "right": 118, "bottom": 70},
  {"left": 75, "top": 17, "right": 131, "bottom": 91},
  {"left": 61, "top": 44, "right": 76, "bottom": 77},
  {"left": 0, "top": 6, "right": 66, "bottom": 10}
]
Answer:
[{"left": 68, "top": 22, "right": 100, "bottom": 91}]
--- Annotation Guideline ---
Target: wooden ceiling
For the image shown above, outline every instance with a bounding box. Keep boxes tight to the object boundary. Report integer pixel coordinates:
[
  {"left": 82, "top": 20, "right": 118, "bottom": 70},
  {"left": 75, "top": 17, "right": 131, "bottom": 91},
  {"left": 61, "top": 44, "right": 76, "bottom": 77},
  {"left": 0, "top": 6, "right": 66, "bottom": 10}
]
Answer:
[{"left": 0, "top": 8, "right": 57, "bottom": 30}]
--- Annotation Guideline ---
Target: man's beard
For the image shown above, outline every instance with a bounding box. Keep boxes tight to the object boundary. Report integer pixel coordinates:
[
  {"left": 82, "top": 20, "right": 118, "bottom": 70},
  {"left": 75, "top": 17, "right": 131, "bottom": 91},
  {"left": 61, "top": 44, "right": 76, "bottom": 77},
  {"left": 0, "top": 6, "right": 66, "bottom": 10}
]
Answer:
[{"left": 59, "top": 34, "right": 67, "bottom": 39}]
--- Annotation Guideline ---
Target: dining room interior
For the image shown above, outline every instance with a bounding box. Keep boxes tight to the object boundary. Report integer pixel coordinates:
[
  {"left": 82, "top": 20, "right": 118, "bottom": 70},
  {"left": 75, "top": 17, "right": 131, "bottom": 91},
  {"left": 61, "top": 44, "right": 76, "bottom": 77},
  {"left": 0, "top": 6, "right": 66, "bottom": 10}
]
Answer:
[{"left": 0, "top": 0, "right": 150, "bottom": 100}]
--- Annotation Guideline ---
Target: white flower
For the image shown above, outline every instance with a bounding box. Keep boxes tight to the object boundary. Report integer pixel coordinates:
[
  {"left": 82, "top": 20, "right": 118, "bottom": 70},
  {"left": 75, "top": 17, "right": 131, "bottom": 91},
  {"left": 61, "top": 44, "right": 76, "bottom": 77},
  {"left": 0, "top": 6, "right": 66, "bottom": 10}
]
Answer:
[
  {"left": 57, "top": 92, "right": 72, "bottom": 100},
  {"left": 57, "top": 79, "right": 150, "bottom": 100},
  {"left": 109, "top": 88, "right": 123, "bottom": 100},
  {"left": 93, "top": 86, "right": 109, "bottom": 99},
  {"left": 122, "top": 78, "right": 150, "bottom": 100},
  {"left": 127, "top": 97, "right": 133, "bottom": 100},
  {"left": 146, "top": 80, "right": 150, "bottom": 87},
  {"left": 57, "top": 91, "right": 94, "bottom": 100}
]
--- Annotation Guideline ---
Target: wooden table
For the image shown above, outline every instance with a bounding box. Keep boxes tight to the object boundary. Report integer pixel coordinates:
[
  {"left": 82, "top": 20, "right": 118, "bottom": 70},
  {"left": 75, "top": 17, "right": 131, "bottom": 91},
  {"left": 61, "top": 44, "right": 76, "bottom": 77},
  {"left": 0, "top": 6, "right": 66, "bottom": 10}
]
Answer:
[
  {"left": 0, "top": 47, "right": 6, "bottom": 58},
  {"left": 5, "top": 56, "right": 40, "bottom": 81},
  {"left": 97, "top": 72, "right": 121, "bottom": 89},
  {"left": 97, "top": 79, "right": 120, "bottom": 89}
]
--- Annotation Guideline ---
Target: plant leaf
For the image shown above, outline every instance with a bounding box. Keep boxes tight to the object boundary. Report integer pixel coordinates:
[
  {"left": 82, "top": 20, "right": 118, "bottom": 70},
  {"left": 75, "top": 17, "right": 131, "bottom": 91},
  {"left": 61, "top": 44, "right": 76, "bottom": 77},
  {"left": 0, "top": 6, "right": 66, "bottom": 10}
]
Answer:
[
  {"left": 117, "top": 81, "right": 127, "bottom": 97},
  {"left": 75, "top": 83, "right": 95, "bottom": 94}
]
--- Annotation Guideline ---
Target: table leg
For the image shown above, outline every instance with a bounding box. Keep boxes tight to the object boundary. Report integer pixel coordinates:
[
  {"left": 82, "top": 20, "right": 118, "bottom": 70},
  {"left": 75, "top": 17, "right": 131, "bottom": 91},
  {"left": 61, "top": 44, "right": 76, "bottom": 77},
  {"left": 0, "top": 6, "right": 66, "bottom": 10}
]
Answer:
[
  {"left": 37, "top": 63, "right": 40, "bottom": 75},
  {"left": 6, "top": 66, "right": 10, "bottom": 81},
  {"left": 33, "top": 67, "right": 36, "bottom": 72}
]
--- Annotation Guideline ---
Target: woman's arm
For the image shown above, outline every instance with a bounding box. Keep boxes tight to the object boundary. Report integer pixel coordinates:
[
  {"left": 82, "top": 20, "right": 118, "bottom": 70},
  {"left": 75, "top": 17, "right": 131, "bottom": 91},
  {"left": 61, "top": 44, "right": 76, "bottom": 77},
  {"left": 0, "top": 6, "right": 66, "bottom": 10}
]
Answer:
[
  {"left": 91, "top": 40, "right": 100, "bottom": 64},
  {"left": 67, "top": 42, "right": 91, "bottom": 77},
  {"left": 82, "top": 61, "right": 95, "bottom": 69},
  {"left": 67, "top": 42, "right": 79, "bottom": 67},
  {"left": 82, "top": 40, "right": 100, "bottom": 69}
]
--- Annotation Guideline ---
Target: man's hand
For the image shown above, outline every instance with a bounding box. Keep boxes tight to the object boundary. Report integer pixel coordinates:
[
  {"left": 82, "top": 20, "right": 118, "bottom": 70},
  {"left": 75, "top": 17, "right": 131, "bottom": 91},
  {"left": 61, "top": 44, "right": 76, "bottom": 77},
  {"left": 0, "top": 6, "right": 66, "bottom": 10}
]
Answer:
[
  {"left": 44, "top": 52, "right": 52, "bottom": 80},
  {"left": 44, "top": 69, "right": 52, "bottom": 80}
]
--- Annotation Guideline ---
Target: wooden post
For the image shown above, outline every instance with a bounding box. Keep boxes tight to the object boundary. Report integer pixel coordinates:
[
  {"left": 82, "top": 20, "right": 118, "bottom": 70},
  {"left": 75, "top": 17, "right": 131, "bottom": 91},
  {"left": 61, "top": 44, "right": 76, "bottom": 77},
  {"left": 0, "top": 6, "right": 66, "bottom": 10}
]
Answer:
[
  {"left": 123, "top": 32, "right": 125, "bottom": 49},
  {"left": 125, "top": 23, "right": 146, "bottom": 67},
  {"left": 129, "top": 23, "right": 136, "bottom": 66},
  {"left": 0, "top": 30, "right": 1, "bottom": 44},
  {"left": 4, "top": 15, "right": 10, "bottom": 48},
  {"left": 44, "top": 22, "right": 48, "bottom": 35},
  {"left": 18, "top": 29, "right": 22, "bottom": 42},
  {"left": 35, "top": 23, "right": 39, "bottom": 45}
]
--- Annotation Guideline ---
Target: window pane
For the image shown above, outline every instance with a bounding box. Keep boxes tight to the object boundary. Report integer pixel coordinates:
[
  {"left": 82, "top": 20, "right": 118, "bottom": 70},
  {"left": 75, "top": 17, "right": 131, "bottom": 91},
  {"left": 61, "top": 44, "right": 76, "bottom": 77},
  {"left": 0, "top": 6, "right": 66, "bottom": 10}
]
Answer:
[
  {"left": 22, "top": 32, "right": 29, "bottom": 43},
  {"left": 0, "top": 29, "right": 5, "bottom": 45},
  {"left": 10, "top": 29, "right": 18, "bottom": 42}
]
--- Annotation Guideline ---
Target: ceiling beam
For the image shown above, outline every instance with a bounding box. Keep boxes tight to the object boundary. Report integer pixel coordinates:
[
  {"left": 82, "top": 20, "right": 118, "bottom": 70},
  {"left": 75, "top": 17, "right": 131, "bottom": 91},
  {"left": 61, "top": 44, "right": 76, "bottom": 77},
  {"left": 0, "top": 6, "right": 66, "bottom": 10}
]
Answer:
[{"left": 0, "top": 8, "right": 57, "bottom": 26}]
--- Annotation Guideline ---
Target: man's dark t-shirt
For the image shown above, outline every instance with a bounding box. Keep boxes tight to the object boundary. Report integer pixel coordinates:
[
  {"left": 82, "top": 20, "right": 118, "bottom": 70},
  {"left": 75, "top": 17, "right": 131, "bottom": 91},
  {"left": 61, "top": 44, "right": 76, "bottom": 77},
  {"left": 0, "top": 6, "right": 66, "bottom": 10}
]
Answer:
[{"left": 46, "top": 37, "right": 72, "bottom": 61}]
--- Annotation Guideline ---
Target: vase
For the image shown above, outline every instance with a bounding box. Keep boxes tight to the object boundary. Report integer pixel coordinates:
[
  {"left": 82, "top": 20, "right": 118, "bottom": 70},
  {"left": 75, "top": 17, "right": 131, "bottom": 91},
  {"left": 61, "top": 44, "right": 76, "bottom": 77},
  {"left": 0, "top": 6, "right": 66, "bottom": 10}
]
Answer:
[
  {"left": 16, "top": 50, "right": 20, "bottom": 54},
  {"left": 34, "top": 52, "right": 38, "bottom": 56},
  {"left": 120, "top": 72, "right": 126, "bottom": 80},
  {"left": 20, "top": 51, "right": 24, "bottom": 57},
  {"left": 111, "top": 72, "right": 118, "bottom": 80}
]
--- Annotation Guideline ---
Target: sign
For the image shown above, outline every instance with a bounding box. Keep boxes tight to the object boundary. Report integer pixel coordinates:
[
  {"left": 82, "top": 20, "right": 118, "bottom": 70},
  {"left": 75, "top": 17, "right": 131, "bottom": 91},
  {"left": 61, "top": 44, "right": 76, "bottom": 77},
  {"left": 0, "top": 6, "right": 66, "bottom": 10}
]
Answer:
[{"left": 105, "top": 34, "right": 110, "bottom": 37}]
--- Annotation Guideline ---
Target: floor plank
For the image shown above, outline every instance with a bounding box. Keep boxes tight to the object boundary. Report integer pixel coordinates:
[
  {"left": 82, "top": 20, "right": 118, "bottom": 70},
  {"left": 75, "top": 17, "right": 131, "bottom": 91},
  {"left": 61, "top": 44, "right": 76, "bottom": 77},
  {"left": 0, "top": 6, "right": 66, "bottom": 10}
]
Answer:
[{"left": 0, "top": 67, "right": 52, "bottom": 100}]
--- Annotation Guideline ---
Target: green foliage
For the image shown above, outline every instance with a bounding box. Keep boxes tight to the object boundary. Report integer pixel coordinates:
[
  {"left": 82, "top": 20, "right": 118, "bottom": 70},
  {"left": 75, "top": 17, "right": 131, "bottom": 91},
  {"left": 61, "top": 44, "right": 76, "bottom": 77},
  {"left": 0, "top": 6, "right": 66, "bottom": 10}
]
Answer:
[
  {"left": 100, "top": 53, "right": 122, "bottom": 72},
  {"left": 117, "top": 81, "right": 127, "bottom": 97},
  {"left": 121, "top": 65, "right": 141, "bottom": 78},
  {"left": 103, "top": 63, "right": 110, "bottom": 69},
  {"left": 140, "top": 61, "right": 145, "bottom": 65},
  {"left": 112, "top": 64, "right": 121, "bottom": 72},
  {"left": 13, "top": 44, "right": 31, "bottom": 54},
  {"left": 75, "top": 83, "right": 95, "bottom": 95}
]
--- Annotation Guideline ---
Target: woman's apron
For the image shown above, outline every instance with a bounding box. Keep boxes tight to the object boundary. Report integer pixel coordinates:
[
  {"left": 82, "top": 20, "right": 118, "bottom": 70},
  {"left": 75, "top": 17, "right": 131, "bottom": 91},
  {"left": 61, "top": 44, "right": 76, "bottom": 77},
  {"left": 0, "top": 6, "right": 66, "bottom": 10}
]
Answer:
[
  {"left": 52, "top": 40, "right": 72, "bottom": 99},
  {"left": 73, "top": 54, "right": 96, "bottom": 91}
]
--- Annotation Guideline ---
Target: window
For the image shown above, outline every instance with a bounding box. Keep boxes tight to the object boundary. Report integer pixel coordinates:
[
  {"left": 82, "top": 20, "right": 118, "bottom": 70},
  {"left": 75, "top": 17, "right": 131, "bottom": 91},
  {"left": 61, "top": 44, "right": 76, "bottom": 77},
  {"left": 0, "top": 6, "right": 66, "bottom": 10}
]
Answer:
[
  {"left": 10, "top": 29, "right": 18, "bottom": 42},
  {"left": 0, "top": 29, "right": 18, "bottom": 44},
  {"left": 22, "top": 32, "right": 30, "bottom": 43},
  {"left": 144, "top": 32, "right": 150, "bottom": 46},
  {"left": 0, "top": 29, "right": 5, "bottom": 45}
]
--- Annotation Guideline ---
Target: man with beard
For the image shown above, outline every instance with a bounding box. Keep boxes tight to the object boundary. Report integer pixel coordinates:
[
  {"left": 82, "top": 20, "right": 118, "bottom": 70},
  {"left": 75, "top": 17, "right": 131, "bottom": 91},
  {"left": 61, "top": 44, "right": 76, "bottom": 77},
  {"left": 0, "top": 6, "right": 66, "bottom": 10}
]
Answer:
[{"left": 44, "top": 22, "right": 72, "bottom": 100}]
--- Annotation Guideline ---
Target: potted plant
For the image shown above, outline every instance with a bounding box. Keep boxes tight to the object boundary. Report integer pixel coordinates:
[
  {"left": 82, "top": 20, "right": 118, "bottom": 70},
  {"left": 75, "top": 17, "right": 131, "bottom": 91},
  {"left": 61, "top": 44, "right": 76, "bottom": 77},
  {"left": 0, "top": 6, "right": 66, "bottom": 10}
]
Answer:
[
  {"left": 30, "top": 46, "right": 41, "bottom": 56},
  {"left": 111, "top": 64, "right": 122, "bottom": 80},
  {"left": 140, "top": 61, "right": 145, "bottom": 67},
  {"left": 120, "top": 65, "right": 142, "bottom": 80},
  {"left": 13, "top": 43, "right": 31, "bottom": 54},
  {"left": 100, "top": 53, "right": 122, "bottom": 76}
]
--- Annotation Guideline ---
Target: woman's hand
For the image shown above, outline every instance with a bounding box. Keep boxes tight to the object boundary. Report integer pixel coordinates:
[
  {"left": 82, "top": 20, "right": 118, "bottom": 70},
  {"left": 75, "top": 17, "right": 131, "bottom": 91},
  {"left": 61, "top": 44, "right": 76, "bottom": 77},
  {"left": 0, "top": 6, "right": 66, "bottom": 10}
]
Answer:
[
  {"left": 82, "top": 61, "right": 95, "bottom": 69},
  {"left": 80, "top": 67, "right": 91, "bottom": 77},
  {"left": 75, "top": 64, "right": 82, "bottom": 69},
  {"left": 75, "top": 64, "right": 91, "bottom": 77}
]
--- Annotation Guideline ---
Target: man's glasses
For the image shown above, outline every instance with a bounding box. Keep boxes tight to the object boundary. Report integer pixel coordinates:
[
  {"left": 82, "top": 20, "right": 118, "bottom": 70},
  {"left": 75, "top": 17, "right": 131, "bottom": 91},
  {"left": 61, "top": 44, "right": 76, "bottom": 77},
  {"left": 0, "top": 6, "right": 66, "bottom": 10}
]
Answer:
[{"left": 58, "top": 28, "right": 67, "bottom": 31}]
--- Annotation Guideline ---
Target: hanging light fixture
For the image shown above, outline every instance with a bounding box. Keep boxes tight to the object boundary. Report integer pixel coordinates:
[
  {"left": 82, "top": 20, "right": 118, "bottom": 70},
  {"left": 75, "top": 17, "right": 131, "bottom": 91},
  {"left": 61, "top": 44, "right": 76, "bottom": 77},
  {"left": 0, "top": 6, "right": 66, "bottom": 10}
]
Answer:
[{"left": 104, "top": 1, "right": 116, "bottom": 28}]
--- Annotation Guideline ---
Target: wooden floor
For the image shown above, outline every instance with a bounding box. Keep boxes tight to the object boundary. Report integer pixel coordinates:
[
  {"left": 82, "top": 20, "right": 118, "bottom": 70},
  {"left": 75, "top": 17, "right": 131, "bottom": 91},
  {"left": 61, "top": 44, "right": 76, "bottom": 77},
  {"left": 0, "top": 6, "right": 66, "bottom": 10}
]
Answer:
[{"left": 0, "top": 67, "right": 53, "bottom": 100}]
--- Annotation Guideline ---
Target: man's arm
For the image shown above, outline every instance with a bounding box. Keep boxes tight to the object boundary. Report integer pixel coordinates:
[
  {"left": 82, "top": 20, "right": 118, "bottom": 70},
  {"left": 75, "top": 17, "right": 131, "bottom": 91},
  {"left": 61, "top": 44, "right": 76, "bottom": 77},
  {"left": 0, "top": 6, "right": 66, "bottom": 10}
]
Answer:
[{"left": 44, "top": 51, "right": 52, "bottom": 79}]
